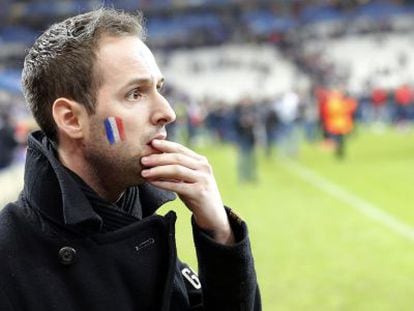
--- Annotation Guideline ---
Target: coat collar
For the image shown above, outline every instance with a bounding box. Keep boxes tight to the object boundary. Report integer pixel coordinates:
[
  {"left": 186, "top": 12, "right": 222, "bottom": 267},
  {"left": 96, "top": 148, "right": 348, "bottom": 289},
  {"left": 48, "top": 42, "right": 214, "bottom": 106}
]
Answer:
[{"left": 23, "top": 131, "right": 176, "bottom": 230}]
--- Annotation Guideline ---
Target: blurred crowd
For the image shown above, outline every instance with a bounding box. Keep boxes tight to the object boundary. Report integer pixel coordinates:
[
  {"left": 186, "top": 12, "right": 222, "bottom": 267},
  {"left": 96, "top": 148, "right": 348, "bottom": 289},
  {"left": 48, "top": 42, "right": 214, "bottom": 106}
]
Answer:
[{"left": 161, "top": 80, "right": 413, "bottom": 182}]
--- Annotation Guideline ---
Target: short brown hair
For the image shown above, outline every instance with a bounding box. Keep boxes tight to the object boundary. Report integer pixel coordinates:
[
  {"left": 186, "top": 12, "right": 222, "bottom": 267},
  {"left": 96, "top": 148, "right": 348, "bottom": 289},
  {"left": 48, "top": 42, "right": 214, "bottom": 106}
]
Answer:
[{"left": 22, "top": 8, "right": 145, "bottom": 142}]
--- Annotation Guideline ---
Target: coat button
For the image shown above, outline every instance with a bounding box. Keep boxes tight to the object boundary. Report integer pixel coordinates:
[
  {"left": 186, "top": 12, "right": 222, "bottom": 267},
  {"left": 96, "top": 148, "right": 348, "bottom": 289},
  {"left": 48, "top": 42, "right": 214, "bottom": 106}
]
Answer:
[{"left": 59, "top": 246, "right": 77, "bottom": 265}]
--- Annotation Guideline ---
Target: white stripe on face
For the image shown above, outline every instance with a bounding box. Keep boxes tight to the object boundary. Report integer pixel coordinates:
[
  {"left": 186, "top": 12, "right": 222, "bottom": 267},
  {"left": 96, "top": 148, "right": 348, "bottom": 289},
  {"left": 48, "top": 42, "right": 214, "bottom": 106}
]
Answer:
[{"left": 109, "top": 117, "right": 120, "bottom": 143}]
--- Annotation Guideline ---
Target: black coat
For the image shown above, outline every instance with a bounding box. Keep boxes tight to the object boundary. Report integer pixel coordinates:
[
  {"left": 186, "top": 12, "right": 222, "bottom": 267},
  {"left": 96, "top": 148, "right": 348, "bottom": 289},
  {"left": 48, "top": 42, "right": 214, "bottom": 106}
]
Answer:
[{"left": 0, "top": 131, "right": 261, "bottom": 310}]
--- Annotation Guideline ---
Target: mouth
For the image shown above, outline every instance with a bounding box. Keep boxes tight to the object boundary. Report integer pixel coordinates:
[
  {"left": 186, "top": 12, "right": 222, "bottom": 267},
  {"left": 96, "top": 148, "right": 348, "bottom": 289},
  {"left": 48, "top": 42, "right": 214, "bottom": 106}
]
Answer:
[
  {"left": 146, "top": 132, "right": 167, "bottom": 145},
  {"left": 145, "top": 132, "right": 167, "bottom": 153}
]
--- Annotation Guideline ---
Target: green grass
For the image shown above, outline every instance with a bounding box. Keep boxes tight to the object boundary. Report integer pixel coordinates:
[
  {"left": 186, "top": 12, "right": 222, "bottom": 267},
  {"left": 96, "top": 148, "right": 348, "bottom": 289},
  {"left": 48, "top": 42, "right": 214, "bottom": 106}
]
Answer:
[{"left": 159, "top": 127, "right": 414, "bottom": 310}]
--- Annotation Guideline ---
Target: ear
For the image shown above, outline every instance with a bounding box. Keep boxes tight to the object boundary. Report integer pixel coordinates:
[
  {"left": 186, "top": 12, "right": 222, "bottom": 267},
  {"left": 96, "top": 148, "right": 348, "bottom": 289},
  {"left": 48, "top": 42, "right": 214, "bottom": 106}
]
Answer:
[{"left": 52, "top": 98, "right": 87, "bottom": 140}]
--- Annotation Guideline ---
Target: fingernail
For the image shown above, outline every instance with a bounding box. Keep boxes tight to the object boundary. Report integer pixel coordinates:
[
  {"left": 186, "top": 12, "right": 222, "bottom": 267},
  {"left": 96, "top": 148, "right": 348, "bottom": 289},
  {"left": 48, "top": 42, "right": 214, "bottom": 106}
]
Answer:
[
  {"left": 141, "top": 157, "right": 149, "bottom": 164},
  {"left": 141, "top": 170, "right": 149, "bottom": 177}
]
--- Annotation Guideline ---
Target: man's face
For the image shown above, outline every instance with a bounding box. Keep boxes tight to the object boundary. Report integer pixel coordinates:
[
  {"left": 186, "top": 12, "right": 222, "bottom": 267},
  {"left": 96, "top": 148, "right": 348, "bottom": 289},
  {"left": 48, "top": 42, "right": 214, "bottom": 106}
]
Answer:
[{"left": 83, "top": 35, "right": 176, "bottom": 188}]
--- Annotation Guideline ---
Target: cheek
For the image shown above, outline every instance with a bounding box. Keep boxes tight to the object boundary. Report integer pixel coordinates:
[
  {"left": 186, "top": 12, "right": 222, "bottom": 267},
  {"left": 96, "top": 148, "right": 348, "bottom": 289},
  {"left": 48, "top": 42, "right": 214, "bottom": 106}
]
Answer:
[
  {"left": 85, "top": 116, "right": 103, "bottom": 143},
  {"left": 103, "top": 116, "right": 127, "bottom": 145},
  {"left": 123, "top": 115, "right": 149, "bottom": 141}
]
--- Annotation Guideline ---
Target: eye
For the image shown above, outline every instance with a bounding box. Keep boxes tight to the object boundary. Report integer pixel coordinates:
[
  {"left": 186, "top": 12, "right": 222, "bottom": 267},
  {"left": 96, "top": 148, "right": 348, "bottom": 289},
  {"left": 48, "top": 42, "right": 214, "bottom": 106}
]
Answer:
[{"left": 126, "top": 89, "right": 142, "bottom": 101}]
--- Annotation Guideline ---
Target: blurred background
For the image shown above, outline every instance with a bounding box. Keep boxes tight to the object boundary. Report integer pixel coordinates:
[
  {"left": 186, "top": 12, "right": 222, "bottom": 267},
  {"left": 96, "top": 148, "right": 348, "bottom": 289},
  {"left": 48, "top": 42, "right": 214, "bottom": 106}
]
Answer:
[{"left": 1, "top": 0, "right": 414, "bottom": 310}]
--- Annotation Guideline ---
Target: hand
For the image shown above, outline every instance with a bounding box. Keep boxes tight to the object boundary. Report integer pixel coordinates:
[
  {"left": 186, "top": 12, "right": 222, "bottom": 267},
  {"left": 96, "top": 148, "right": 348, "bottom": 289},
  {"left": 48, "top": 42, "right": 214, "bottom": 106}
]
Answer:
[{"left": 141, "top": 139, "right": 235, "bottom": 245}]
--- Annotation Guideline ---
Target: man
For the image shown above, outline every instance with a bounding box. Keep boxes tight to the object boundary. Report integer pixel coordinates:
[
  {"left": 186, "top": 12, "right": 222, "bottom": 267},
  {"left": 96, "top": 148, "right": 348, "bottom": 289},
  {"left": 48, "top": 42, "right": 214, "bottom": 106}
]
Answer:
[
  {"left": 234, "top": 98, "right": 257, "bottom": 183},
  {"left": 324, "top": 89, "right": 357, "bottom": 159},
  {"left": 0, "top": 8, "right": 261, "bottom": 311}
]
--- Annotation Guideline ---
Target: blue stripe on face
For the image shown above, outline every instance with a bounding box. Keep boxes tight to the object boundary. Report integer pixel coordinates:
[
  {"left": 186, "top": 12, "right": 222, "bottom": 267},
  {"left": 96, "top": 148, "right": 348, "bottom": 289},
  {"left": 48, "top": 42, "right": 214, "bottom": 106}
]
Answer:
[{"left": 104, "top": 118, "right": 115, "bottom": 145}]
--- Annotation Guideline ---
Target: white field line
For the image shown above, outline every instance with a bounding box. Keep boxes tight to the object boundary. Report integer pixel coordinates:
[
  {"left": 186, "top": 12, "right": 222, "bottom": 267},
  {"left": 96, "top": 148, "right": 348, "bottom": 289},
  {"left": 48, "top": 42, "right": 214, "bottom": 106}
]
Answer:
[{"left": 282, "top": 159, "right": 414, "bottom": 242}]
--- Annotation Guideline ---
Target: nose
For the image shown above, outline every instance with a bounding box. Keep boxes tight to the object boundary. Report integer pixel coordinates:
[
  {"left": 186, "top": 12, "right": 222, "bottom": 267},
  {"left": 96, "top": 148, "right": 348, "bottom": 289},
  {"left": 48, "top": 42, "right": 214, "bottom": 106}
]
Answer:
[{"left": 151, "top": 93, "right": 176, "bottom": 126}]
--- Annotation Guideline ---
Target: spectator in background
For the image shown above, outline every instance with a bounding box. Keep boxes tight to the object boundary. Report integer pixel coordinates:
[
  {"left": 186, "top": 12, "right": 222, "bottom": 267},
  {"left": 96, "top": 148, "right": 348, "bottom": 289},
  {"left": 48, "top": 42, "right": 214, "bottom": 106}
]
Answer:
[
  {"left": 0, "top": 9, "right": 261, "bottom": 310},
  {"left": 324, "top": 90, "right": 357, "bottom": 159},
  {"left": 315, "top": 86, "right": 330, "bottom": 140},
  {"left": 302, "top": 89, "right": 319, "bottom": 143},
  {"left": 264, "top": 100, "right": 279, "bottom": 157},
  {"left": 275, "top": 90, "right": 301, "bottom": 158},
  {"left": 0, "top": 111, "right": 18, "bottom": 170},
  {"left": 234, "top": 97, "right": 258, "bottom": 182},
  {"left": 370, "top": 86, "right": 389, "bottom": 129},
  {"left": 394, "top": 83, "right": 413, "bottom": 128},
  {"left": 206, "top": 103, "right": 236, "bottom": 143},
  {"left": 186, "top": 96, "right": 205, "bottom": 147}
]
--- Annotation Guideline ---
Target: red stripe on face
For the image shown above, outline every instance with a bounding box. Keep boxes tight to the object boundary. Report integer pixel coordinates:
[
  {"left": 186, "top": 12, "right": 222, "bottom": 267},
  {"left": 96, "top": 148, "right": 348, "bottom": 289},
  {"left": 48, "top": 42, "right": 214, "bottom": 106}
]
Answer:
[{"left": 115, "top": 117, "right": 126, "bottom": 141}]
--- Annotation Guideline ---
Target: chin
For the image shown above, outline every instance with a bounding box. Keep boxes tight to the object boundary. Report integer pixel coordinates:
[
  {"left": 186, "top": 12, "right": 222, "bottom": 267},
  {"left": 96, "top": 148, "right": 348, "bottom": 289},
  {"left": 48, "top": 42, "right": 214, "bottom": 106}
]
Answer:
[
  {"left": 123, "top": 174, "right": 146, "bottom": 189},
  {"left": 134, "top": 172, "right": 147, "bottom": 185}
]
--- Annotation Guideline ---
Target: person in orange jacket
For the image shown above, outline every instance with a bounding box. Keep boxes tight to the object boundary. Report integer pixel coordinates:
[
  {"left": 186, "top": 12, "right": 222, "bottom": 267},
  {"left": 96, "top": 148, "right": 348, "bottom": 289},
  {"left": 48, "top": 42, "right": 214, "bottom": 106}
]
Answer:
[{"left": 324, "top": 90, "right": 357, "bottom": 159}]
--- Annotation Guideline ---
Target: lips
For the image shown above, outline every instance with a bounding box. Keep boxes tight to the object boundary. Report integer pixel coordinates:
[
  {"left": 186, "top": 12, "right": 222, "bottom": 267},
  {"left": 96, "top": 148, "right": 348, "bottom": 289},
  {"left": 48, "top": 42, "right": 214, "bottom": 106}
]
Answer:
[
  {"left": 146, "top": 132, "right": 167, "bottom": 146},
  {"left": 143, "top": 132, "right": 167, "bottom": 156}
]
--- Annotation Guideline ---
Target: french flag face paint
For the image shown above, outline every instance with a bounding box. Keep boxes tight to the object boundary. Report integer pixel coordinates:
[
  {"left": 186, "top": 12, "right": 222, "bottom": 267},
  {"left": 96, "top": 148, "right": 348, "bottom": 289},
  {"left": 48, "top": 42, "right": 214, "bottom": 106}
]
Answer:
[{"left": 104, "top": 117, "right": 126, "bottom": 145}]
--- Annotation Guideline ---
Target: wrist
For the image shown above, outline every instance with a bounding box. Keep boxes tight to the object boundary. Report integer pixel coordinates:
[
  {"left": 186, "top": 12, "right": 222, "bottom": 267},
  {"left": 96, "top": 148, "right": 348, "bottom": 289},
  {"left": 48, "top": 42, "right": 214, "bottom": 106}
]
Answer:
[
  {"left": 194, "top": 213, "right": 235, "bottom": 246},
  {"left": 212, "top": 224, "right": 235, "bottom": 245}
]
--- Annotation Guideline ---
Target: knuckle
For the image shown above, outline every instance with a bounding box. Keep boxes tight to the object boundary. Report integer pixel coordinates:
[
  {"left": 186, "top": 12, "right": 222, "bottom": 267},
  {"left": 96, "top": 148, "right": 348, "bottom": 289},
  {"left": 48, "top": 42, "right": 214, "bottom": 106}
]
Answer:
[
  {"left": 198, "top": 186, "right": 210, "bottom": 198},
  {"left": 173, "top": 153, "right": 182, "bottom": 163},
  {"left": 202, "top": 161, "right": 213, "bottom": 173},
  {"left": 174, "top": 165, "right": 184, "bottom": 175},
  {"left": 178, "top": 145, "right": 187, "bottom": 154},
  {"left": 194, "top": 184, "right": 204, "bottom": 194},
  {"left": 199, "top": 155, "right": 208, "bottom": 163},
  {"left": 199, "top": 172, "right": 210, "bottom": 183}
]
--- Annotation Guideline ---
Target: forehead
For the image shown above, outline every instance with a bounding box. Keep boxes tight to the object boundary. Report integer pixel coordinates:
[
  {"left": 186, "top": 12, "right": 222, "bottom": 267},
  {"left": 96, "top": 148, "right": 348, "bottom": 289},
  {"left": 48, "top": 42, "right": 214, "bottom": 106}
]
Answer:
[{"left": 95, "top": 35, "right": 161, "bottom": 83}]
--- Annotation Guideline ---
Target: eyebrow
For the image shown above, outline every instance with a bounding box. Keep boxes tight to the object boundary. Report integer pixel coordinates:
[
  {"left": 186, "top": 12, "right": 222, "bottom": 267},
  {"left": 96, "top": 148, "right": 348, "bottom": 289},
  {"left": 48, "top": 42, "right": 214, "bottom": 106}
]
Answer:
[{"left": 123, "top": 76, "right": 165, "bottom": 89}]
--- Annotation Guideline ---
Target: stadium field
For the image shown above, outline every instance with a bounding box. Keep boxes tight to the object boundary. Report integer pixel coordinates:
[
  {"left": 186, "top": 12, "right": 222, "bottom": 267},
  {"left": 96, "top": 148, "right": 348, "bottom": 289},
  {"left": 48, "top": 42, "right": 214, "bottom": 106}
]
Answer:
[{"left": 159, "top": 127, "right": 414, "bottom": 310}]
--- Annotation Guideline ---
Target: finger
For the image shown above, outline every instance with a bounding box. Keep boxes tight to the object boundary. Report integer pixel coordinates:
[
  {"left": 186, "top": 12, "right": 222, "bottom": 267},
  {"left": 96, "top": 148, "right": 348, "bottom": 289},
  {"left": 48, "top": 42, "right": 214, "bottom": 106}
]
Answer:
[
  {"left": 141, "top": 164, "right": 199, "bottom": 183},
  {"left": 147, "top": 180, "right": 192, "bottom": 195},
  {"left": 141, "top": 152, "right": 200, "bottom": 170},
  {"left": 151, "top": 140, "right": 203, "bottom": 160}
]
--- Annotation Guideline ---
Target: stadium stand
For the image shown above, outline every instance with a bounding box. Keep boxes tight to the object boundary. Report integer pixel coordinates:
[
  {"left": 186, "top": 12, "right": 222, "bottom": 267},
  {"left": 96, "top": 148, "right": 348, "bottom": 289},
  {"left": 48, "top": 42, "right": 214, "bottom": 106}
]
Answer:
[
  {"left": 305, "top": 33, "right": 414, "bottom": 94},
  {"left": 0, "top": 0, "right": 414, "bottom": 99},
  {"left": 157, "top": 44, "right": 308, "bottom": 102}
]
